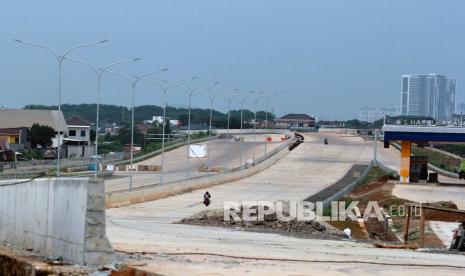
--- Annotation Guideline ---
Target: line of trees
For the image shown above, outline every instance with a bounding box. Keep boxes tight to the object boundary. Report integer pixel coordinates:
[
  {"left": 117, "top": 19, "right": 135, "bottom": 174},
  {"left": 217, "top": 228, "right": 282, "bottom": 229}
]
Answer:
[
  {"left": 24, "top": 104, "right": 275, "bottom": 128},
  {"left": 344, "top": 115, "right": 436, "bottom": 130}
]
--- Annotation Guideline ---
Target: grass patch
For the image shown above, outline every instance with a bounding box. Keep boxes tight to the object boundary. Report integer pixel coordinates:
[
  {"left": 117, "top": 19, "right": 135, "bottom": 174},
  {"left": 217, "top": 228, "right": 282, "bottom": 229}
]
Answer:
[{"left": 411, "top": 146, "right": 460, "bottom": 173}]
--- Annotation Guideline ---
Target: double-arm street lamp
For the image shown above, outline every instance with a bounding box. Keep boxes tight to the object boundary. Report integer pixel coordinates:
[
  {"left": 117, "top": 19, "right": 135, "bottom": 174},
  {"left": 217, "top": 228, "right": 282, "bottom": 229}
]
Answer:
[
  {"left": 264, "top": 91, "right": 288, "bottom": 156},
  {"left": 203, "top": 89, "right": 226, "bottom": 161},
  {"left": 103, "top": 68, "right": 169, "bottom": 189},
  {"left": 14, "top": 39, "right": 108, "bottom": 176},
  {"left": 62, "top": 57, "right": 141, "bottom": 176},
  {"left": 175, "top": 82, "right": 221, "bottom": 178},
  {"left": 264, "top": 91, "right": 288, "bottom": 129},
  {"left": 137, "top": 76, "right": 197, "bottom": 184},
  {"left": 224, "top": 89, "right": 240, "bottom": 141},
  {"left": 237, "top": 91, "right": 255, "bottom": 136},
  {"left": 252, "top": 92, "right": 266, "bottom": 163}
]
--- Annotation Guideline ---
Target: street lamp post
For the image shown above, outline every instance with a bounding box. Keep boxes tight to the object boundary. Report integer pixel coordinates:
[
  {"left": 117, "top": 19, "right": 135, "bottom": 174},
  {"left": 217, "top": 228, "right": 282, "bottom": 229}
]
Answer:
[
  {"left": 62, "top": 57, "right": 141, "bottom": 176},
  {"left": 204, "top": 90, "right": 225, "bottom": 161},
  {"left": 374, "top": 129, "right": 378, "bottom": 163},
  {"left": 264, "top": 91, "right": 287, "bottom": 156},
  {"left": 175, "top": 82, "right": 220, "bottom": 179},
  {"left": 235, "top": 91, "right": 255, "bottom": 168},
  {"left": 252, "top": 92, "right": 266, "bottom": 163},
  {"left": 224, "top": 89, "right": 240, "bottom": 141},
  {"left": 14, "top": 39, "right": 108, "bottom": 176},
  {"left": 104, "top": 68, "right": 170, "bottom": 189},
  {"left": 238, "top": 91, "right": 255, "bottom": 136},
  {"left": 138, "top": 76, "right": 197, "bottom": 184}
]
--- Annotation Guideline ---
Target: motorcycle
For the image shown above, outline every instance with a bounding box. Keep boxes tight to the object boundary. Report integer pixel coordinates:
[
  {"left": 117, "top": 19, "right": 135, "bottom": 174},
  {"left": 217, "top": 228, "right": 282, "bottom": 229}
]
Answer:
[
  {"left": 324, "top": 138, "right": 328, "bottom": 145},
  {"left": 203, "top": 191, "right": 211, "bottom": 206}
]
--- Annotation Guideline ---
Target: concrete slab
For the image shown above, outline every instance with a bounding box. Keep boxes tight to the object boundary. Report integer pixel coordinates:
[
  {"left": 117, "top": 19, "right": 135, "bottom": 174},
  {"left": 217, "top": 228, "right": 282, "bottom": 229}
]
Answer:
[
  {"left": 106, "top": 132, "right": 465, "bottom": 274},
  {"left": 107, "top": 132, "right": 463, "bottom": 274}
]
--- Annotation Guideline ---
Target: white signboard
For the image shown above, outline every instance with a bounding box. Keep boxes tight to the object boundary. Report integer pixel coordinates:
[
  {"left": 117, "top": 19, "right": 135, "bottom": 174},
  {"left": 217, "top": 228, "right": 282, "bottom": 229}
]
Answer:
[{"left": 189, "top": 144, "right": 207, "bottom": 158}]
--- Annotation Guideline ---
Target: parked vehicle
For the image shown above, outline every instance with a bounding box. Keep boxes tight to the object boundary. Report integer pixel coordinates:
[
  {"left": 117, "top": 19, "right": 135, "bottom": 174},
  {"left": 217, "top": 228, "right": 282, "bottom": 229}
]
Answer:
[
  {"left": 449, "top": 222, "right": 465, "bottom": 251},
  {"left": 15, "top": 152, "right": 28, "bottom": 161}
]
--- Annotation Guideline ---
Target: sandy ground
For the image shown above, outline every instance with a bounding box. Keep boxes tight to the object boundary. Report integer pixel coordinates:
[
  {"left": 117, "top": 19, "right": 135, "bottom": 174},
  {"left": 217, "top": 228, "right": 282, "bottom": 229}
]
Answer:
[{"left": 106, "top": 132, "right": 465, "bottom": 274}]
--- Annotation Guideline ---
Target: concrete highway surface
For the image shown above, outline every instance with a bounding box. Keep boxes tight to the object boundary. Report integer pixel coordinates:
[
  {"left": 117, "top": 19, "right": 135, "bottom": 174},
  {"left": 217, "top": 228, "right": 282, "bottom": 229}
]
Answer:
[
  {"left": 105, "top": 134, "right": 284, "bottom": 192},
  {"left": 106, "top": 131, "right": 465, "bottom": 275}
]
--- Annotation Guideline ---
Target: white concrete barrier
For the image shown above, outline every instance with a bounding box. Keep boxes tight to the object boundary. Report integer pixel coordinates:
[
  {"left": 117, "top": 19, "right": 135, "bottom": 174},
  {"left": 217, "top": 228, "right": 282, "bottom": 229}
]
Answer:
[{"left": 0, "top": 178, "right": 113, "bottom": 267}]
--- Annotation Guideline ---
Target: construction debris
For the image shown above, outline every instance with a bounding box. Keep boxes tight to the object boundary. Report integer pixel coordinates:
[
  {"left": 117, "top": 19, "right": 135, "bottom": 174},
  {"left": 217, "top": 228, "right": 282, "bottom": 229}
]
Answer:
[{"left": 179, "top": 207, "right": 344, "bottom": 239}]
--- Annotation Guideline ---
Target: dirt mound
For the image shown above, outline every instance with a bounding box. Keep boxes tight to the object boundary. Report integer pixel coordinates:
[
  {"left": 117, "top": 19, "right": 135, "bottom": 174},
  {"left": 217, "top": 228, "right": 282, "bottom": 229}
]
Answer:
[{"left": 179, "top": 208, "right": 344, "bottom": 239}]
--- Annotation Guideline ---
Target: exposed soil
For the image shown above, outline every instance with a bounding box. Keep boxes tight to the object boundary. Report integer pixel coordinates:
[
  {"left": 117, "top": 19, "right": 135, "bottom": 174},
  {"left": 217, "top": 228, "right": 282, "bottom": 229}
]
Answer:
[
  {"left": 339, "top": 168, "right": 458, "bottom": 248},
  {"left": 179, "top": 207, "right": 345, "bottom": 240}
]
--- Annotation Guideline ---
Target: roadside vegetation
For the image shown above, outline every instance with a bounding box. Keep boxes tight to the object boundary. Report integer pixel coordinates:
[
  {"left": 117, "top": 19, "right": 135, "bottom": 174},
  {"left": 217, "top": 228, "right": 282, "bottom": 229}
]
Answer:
[
  {"left": 432, "top": 144, "right": 465, "bottom": 158},
  {"left": 411, "top": 145, "right": 461, "bottom": 173},
  {"left": 343, "top": 115, "right": 436, "bottom": 130}
]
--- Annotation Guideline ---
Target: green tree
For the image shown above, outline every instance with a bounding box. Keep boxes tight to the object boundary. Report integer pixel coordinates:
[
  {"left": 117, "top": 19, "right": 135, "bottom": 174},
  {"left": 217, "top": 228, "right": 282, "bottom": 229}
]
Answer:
[
  {"left": 178, "top": 114, "right": 192, "bottom": 126},
  {"left": 117, "top": 125, "right": 144, "bottom": 146},
  {"left": 24, "top": 104, "right": 276, "bottom": 130},
  {"left": 90, "top": 129, "right": 96, "bottom": 143},
  {"left": 147, "top": 120, "right": 171, "bottom": 135},
  {"left": 29, "top": 124, "right": 55, "bottom": 148}
]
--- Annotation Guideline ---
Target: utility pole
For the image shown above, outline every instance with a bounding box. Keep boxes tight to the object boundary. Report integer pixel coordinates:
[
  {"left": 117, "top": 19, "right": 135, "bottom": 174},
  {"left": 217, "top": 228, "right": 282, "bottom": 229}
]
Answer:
[{"left": 374, "top": 129, "right": 378, "bottom": 163}]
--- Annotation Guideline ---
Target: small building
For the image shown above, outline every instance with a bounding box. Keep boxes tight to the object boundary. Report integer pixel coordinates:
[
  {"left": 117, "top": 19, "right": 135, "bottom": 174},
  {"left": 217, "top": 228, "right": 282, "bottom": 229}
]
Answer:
[
  {"left": 136, "top": 123, "right": 151, "bottom": 135},
  {"left": 0, "top": 127, "right": 28, "bottom": 152},
  {"left": 64, "top": 116, "right": 94, "bottom": 158},
  {"left": 104, "top": 124, "right": 121, "bottom": 136},
  {"left": 169, "top": 120, "right": 180, "bottom": 127},
  {"left": 276, "top": 114, "right": 316, "bottom": 129},
  {"left": 255, "top": 119, "right": 276, "bottom": 129},
  {"left": 66, "top": 116, "right": 91, "bottom": 143},
  {"left": 123, "top": 144, "right": 141, "bottom": 154},
  {"left": 0, "top": 109, "right": 68, "bottom": 148}
]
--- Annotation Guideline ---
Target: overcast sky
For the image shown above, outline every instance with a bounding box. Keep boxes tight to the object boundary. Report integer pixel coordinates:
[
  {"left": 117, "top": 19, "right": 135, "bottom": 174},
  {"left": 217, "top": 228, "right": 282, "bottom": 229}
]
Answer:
[{"left": 1, "top": 0, "right": 465, "bottom": 120}]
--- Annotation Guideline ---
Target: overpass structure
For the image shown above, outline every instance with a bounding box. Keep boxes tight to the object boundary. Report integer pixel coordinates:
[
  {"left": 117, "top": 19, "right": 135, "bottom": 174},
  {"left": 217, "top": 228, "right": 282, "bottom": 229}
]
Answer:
[{"left": 382, "top": 125, "right": 465, "bottom": 183}]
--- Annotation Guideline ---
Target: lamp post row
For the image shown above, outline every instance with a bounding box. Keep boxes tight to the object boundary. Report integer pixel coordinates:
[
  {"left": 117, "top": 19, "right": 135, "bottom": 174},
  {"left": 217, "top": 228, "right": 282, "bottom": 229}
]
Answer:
[
  {"left": 14, "top": 39, "right": 109, "bottom": 176},
  {"left": 14, "top": 38, "right": 288, "bottom": 187}
]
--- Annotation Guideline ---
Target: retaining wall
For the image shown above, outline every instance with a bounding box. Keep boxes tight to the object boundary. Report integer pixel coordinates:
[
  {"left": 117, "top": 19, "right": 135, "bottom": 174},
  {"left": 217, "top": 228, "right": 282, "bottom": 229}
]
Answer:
[{"left": 0, "top": 177, "right": 113, "bottom": 267}]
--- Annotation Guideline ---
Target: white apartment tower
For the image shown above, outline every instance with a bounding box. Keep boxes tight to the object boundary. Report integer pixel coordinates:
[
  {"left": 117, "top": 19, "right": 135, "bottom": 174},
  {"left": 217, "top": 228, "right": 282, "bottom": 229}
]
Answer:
[{"left": 401, "top": 74, "right": 456, "bottom": 121}]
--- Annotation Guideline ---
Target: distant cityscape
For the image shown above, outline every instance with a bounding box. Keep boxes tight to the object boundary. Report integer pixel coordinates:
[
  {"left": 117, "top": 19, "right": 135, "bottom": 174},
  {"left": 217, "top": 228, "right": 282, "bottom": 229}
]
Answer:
[
  {"left": 358, "top": 106, "right": 399, "bottom": 123},
  {"left": 359, "top": 73, "right": 459, "bottom": 123}
]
